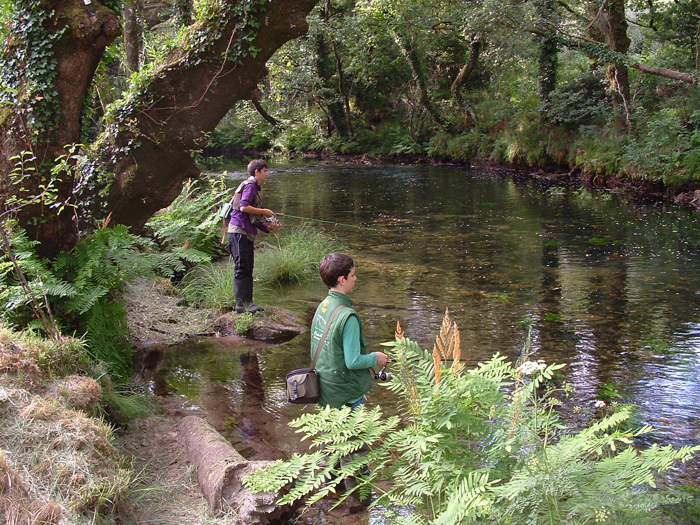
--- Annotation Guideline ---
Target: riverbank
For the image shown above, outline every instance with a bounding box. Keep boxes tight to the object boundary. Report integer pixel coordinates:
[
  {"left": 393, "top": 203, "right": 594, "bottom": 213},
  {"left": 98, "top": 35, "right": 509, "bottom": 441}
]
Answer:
[
  {"left": 206, "top": 148, "right": 700, "bottom": 210},
  {"left": 4, "top": 160, "right": 700, "bottom": 524}
]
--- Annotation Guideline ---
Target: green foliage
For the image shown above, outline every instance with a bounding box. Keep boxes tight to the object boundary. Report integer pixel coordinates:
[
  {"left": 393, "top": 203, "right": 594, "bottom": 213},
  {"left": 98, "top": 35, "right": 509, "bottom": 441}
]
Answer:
[
  {"left": 245, "top": 404, "right": 401, "bottom": 506},
  {"left": 622, "top": 108, "right": 700, "bottom": 185},
  {"left": 247, "top": 329, "right": 700, "bottom": 524},
  {"left": 273, "top": 124, "right": 322, "bottom": 154},
  {"left": 254, "top": 224, "right": 344, "bottom": 283},
  {"left": 145, "top": 177, "right": 227, "bottom": 268},
  {"left": 0, "top": 0, "right": 62, "bottom": 137},
  {"left": 0, "top": 224, "right": 181, "bottom": 381}
]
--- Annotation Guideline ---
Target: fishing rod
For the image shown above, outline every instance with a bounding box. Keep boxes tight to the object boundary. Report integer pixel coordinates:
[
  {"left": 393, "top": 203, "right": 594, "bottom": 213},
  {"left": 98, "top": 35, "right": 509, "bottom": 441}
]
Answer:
[{"left": 271, "top": 213, "right": 379, "bottom": 231}]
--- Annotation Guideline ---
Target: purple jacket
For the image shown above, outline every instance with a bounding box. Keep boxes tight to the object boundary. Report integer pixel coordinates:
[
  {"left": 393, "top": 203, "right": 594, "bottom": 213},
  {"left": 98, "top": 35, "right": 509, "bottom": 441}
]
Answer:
[{"left": 229, "top": 177, "right": 270, "bottom": 236}]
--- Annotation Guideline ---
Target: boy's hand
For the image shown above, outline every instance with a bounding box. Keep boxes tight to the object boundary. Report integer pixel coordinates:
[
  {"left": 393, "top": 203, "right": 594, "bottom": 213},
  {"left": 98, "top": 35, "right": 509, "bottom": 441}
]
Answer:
[{"left": 375, "top": 352, "right": 389, "bottom": 367}]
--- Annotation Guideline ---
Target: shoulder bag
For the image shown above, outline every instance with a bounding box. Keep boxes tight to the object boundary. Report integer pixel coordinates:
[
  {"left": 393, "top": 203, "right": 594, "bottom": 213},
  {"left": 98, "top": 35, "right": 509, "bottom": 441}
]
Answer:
[{"left": 286, "top": 305, "right": 345, "bottom": 404}]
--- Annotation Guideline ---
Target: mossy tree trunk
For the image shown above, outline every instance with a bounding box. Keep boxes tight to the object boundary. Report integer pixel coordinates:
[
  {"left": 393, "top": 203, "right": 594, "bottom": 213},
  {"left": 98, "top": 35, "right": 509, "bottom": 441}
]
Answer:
[
  {"left": 602, "top": 0, "right": 632, "bottom": 132},
  {"left": 535, "top": 0, "right": 559, "bottom": 104},
  {"left": 0, "top": 0, "right": 319, "bottom": 258},
  {"left": 0, "top": 0, "right": 122, "bottom": 257},
  {"left": 587, "top": 0, "right": 631, "bottom": 132}
]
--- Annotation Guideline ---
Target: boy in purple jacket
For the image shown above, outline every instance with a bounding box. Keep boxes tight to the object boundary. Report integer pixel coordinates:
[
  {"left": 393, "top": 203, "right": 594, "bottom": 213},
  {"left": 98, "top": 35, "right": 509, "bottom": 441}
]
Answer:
[{"left": 221, "top": 159, "right": 281, "bottom": 313}]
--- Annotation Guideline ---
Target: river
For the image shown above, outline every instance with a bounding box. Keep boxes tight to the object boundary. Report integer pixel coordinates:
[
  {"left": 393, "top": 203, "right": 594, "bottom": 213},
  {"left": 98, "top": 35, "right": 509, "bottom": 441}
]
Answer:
[{"left": 151, "top": 162, "right": 700, "bottom": 482}]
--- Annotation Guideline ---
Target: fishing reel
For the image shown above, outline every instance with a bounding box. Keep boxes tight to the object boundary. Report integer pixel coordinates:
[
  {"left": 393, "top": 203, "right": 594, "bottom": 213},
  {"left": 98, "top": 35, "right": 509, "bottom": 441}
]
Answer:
[{"left": 374, "top": 365, "right": 392, "bottom": 381}]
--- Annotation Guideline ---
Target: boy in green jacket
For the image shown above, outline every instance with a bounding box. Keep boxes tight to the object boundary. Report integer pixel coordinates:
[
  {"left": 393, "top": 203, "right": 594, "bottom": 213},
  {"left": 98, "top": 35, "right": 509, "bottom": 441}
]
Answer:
[{"left": 311, "top": 253, "right": 389, "bottom": 410}]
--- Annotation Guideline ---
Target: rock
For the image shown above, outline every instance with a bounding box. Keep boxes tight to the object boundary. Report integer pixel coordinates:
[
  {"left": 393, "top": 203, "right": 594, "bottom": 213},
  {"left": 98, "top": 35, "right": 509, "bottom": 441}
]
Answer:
[
  {"left": 179, "top": 416, "right": 294, "bottom": 524},
  {"left": 213, "top": 306, "right": 305, "bottom": 343}
]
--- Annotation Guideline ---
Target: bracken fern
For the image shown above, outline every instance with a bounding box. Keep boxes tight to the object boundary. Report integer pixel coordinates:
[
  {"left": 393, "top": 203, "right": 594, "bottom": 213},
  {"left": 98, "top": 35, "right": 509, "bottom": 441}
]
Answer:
[{"left": 246, "top": 310, "right": 700, "bottom": 524}]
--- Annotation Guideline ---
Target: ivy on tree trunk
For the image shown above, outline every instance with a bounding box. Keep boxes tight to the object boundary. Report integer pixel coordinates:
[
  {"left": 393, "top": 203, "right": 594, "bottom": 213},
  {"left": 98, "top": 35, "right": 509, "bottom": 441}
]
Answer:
[{"left": 0, "top": 0, "right": 320, "bottom": 258}]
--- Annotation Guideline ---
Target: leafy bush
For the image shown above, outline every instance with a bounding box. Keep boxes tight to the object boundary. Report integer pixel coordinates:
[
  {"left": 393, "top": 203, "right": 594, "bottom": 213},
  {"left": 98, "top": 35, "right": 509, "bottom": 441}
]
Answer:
[
  {"left": 623, "top": 108, "right": 700, "bottom": 185},
  {"left": 541, "top": 73, "right": 610, "bottom": 129},
  {"left": 246, "top": 312, "right": 699, "bottom": 524},
  {"left": 273, "top": 124, "right": 322, "bottom": 153},
  {"left": 145, "top": 176, "right": 228, "bottom": 266}
]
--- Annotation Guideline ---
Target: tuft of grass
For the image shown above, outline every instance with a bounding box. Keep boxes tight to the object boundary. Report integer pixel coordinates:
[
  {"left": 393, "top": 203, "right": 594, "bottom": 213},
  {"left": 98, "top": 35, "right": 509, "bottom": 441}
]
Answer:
[
  {"left": 179, "top": 260, "right": 237, "bottom": 310},
  {"left": 254, "top": 224, "right": 344, "bottom": 284},
  {"left": 0, "top": 326, "right": 91, "bottom": 378},
  {"left": 234, "top": 312, "right": 256, "bottom": 333}
]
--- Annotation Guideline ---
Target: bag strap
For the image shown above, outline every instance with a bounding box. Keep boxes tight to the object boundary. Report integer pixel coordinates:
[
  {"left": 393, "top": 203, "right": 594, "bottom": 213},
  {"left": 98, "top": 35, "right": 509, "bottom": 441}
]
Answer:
[{"left": 309, "top": 305, "right": 346, "bottom": 371}]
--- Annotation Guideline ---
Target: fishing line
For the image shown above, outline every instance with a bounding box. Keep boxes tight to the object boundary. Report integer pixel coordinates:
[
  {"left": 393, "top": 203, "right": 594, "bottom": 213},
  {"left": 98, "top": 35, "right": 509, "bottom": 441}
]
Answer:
[{"left": 275, "top": 213, "right": 379, "bottom": 231}]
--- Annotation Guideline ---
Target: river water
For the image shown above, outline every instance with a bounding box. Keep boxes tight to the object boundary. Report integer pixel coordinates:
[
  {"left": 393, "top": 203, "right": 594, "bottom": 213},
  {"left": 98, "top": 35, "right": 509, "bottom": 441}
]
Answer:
[{"left": 153, "top": 163, "right": 700, "bottom": 478}]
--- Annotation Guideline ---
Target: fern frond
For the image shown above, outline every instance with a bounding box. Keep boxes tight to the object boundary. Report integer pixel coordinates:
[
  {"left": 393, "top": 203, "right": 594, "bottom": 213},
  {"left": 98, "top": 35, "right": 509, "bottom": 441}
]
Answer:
[{"left": 432, "top": 470, "right": 493, "bottom": 525}]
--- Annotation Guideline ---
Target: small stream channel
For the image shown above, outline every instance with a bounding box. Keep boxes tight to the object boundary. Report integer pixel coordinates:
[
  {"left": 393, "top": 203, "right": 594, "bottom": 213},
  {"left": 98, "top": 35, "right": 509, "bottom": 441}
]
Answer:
[{"left": 143, "top": 163, "right": 700, "bottom": 492}]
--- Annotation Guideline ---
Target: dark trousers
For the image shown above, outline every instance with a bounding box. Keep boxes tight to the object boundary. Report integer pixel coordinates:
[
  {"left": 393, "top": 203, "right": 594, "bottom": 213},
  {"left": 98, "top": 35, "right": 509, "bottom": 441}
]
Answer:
[{"left": 228, "top": 233, "right": 255, "bottom": 309}]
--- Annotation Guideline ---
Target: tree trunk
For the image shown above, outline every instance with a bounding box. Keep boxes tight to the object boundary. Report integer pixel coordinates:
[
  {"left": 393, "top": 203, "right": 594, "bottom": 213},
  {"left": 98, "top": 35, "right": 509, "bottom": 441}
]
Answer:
[
  {"left": 0, "top": 0, "right": 122, "bottom": 257},
  {"left": 123, "top": 0, "right": 141, "bottom": 73},
  {"left": 535, "top": 0, "right": 559, "bottom": 103},
  {"left": 393, "top": 28, "right": 453, "bottom": 133},
  {"left": 451, "top": 39, "right": 481, "bottom": 95},
  {"left": 251, "top": 99, "right": 282, "bottom": 129},
  {"left": 603, "top": 0, "right": 631, "bottom": 132},
  {"left": 1, "top": 0, "right": 320, "bottom": 258},
  {"left": 313, "top": 8, "right": 350, "bottom": 139}
]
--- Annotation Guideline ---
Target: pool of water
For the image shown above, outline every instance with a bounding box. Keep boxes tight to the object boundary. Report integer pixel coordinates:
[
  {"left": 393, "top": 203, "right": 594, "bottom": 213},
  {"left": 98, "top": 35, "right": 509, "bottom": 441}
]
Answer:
[{"left": 151, "top": 163, "right": 700, "bottom": 481}]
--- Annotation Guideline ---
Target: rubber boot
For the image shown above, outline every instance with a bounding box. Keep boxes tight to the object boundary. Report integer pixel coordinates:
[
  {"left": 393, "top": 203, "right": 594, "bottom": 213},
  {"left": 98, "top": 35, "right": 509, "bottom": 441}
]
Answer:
[
  {"left": 234, "top": 279, "right": 246, "bottom": 314},
  {"left": 241, "top": 277, "right": 264, "bottom": 314}
]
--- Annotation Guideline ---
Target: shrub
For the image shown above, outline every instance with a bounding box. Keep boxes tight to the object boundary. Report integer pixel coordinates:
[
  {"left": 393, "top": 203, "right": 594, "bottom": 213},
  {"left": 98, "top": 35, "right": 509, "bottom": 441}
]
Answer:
[
  {"left": 0, "top": 224, "right": 183, "bottom": 381},
  {"left": 145, "top": 176, "right": 228, "bottom": 265}
]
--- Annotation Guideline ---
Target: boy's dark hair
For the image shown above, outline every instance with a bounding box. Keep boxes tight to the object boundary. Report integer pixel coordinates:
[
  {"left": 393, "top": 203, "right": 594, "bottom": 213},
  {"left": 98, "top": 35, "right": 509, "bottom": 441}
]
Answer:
[
  {"left": 247, "top": 159, "right": 268, "bottom": 177},
  {"left": 319, "top": 253, "right": 354, "bottom": 288}
]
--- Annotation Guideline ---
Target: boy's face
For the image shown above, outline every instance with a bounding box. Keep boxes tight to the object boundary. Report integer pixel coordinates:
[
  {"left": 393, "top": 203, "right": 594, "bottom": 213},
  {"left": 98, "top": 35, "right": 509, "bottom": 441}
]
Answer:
[
  {"left": 336, "top": 266, "right": 356, "bottom": 295},
  {"left": 255, "top": 166, "right": 269, "bottom": 183}
]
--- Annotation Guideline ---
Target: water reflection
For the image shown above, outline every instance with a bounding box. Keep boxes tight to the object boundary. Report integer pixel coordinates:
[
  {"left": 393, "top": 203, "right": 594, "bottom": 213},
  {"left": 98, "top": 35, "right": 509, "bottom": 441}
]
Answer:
[{"left": 154, "top": 164, "right": 700, "bottom": 477}]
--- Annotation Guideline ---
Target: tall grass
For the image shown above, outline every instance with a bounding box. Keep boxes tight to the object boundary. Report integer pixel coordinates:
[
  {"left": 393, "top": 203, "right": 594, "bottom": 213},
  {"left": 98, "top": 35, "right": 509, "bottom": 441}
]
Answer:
[
  {"left": 179, "top": 260, "right": 237, "bottom": 310},
  {"left": 179, "top": 225, "right": 343, "bottom": 309},
  {"left": 254, "top": 224, "right": 344, "bottom": 283}
]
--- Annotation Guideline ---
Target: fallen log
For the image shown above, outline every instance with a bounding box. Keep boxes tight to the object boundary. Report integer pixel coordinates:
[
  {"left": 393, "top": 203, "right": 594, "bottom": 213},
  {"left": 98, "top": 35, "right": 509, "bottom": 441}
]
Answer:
[{"left": 180, "top": 416, "right": 292, "bottom": 524}]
